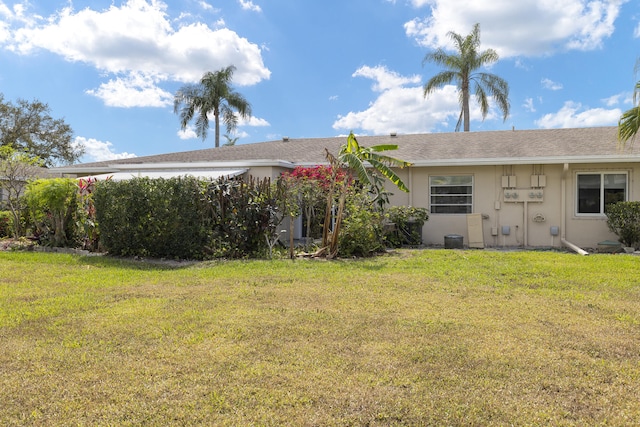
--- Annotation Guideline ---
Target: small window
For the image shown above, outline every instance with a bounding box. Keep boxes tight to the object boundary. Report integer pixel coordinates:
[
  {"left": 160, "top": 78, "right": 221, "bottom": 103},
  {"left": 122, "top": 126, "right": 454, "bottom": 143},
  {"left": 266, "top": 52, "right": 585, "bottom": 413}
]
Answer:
[
  {"left": 577, "top": 172, "right": 627, "bottom": 215},
  {"left": 430, "top": 175, "right": 473, "bottom": 214}
]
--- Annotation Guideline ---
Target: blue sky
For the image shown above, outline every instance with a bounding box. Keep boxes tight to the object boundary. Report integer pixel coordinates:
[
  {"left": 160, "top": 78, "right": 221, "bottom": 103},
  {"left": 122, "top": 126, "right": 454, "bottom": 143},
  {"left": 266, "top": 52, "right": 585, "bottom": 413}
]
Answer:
[{"left": 0, "top": 0, "right": 638, "bottom": 163}]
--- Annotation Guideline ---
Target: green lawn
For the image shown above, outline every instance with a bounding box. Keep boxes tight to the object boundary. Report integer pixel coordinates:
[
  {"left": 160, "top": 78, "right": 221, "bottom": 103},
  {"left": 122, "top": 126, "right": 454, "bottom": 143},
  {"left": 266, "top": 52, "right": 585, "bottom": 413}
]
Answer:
[{"left": 1, "top": 249, "right": 639, "bottom": 426}]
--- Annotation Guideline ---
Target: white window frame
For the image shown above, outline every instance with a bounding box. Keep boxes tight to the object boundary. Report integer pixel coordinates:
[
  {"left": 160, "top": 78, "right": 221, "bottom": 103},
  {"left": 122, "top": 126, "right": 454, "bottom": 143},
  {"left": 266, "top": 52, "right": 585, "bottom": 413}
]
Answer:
[
  {"left": 429, "top": 175, "right": 473, "bottom": 214},
  {"left": 575, "top": 171, "right": 628, "bottom": 216}
]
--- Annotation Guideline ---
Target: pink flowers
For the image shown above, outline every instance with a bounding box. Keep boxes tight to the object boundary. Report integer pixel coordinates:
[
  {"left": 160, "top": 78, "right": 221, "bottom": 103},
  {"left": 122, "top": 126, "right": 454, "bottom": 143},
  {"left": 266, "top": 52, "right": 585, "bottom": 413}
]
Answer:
[{"left": 281, "top": 165, "right": 349, "bottom": 189}]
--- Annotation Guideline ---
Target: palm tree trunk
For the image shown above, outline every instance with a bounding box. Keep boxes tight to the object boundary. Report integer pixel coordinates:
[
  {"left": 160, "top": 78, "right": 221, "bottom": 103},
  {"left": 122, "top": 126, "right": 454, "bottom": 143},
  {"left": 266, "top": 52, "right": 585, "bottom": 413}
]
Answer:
[
  {"left": 214, "top": 111, "right": 220, "bottom": 148},
  {"left": 462, "top": 82, "right": 470, "bottom": 132}
]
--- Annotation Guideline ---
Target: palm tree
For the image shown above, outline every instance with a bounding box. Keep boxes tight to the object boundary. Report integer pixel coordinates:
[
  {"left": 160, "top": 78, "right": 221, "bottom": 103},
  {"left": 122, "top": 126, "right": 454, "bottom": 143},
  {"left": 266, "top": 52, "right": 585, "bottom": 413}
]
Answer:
[
  {"left": 223, "top": 134, "right": 240, "bottom": 146},
  {"left": 173, "top": 66, "right": 251, "bottom": 148},
  {"left": 422, "top": 23, "right": 510, "bottom": 132},
  {"left": 618, "top": 61, "right": 640, "bottom": 145}
]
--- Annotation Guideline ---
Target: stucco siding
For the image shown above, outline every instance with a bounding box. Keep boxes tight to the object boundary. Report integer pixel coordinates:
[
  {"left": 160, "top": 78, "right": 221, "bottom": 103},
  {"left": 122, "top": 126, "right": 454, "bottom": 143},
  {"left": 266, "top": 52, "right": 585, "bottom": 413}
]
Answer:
[{"left": 403, "top": 162, "right": 634, "bottom": 249}]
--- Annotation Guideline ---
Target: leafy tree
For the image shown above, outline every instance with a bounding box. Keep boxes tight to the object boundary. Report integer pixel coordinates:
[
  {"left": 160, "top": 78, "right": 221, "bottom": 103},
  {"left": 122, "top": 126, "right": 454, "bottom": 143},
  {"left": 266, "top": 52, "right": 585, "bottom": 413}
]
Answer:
[
  {"left": 174, "top": 66, "right": 252, "bottom": 148},
  {"left": 0, "top": 146, "right": 44, "bottom": 236},
  {"left": 0, "top": 94, "right": 80, "bottom": 166},
  {"left": 619, "top": 60, "right": 640, "bottom": 145},
  {"left": 422, "top": 23, "right": 510, "bottom": 132},
  {"left": 24, "top": 178, "right": 78, "bottom": 247}
]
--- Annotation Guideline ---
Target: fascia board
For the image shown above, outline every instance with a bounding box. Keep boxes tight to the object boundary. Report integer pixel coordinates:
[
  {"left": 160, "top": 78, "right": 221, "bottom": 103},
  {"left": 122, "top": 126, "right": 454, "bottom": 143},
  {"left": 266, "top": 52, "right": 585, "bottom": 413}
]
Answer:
[
  {"left": 112, "top": 160, "right": 296, "bottom": 170},
  {"left": 409, "top": 155, "right": 640, "bottom": 167}
]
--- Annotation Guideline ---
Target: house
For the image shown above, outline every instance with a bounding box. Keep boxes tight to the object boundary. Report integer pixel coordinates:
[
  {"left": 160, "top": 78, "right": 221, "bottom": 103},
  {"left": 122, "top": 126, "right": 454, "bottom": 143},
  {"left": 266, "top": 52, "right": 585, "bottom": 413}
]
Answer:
[
  {"left": 52, "top": 126, "right": 640, "bottom": 252},
  {"left": 1, "top": 165, "right": 55, "bottom": 208}
]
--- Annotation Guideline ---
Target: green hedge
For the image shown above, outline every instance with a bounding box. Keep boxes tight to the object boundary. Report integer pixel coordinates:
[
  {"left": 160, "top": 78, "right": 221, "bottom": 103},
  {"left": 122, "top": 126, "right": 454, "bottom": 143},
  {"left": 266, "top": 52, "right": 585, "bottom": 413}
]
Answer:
[
  {"left": 93, "top": 176, "right": 280, "bottom": 260},
  {"left": 94, "top": 177, "right": 210, "bottom": 259},
  {"left": 606, "top": 201, "right": 640, "bottom": 248}
]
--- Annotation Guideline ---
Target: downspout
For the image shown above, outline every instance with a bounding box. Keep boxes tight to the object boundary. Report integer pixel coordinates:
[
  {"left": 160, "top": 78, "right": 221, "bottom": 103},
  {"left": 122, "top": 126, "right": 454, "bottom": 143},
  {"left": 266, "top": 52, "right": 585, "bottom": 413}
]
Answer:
[
  {"left": 561, "top": 163, "right": 589, "bottom": 256},
  {"left": 523, "top": 200, "right": 528, "bottom": 247},
  {"left": 409, "top": 167, "right": 413, "bottom": 206}
]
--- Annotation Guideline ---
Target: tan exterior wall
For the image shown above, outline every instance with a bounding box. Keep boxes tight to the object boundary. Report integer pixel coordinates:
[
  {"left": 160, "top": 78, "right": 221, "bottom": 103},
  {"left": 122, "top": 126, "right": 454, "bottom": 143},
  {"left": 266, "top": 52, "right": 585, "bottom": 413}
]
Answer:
[
  {"left": 244, "top": 165, "right": 292, "bottom": 181},
  {"left": 564, "top": 163, "right": 637, "bottom": 249},
  {"left": 396, "top": 162, "right": 638, "bottom": 250}
]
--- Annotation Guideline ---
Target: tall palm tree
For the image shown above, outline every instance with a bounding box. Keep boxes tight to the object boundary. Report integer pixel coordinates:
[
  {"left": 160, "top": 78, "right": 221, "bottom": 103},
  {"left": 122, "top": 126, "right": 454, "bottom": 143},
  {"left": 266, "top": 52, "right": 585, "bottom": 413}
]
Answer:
[
  {"left": 618, "top": 61, "right": 640, "bottom": 145},
  {"left": 173, "top": 66, "right": 251, "bottom": 148},
  {"left": 422, "top": 23, "right": 510, "bottom": 132}
]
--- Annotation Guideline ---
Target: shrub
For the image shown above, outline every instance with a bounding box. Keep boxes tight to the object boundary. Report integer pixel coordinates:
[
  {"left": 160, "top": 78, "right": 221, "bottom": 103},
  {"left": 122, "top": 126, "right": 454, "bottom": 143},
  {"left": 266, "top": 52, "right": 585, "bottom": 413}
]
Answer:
[
  {"left": 94, "top": 177, "right": 210, "bottom": 259},
  {"left": 384, "top": 206, "right": 429, "bottom": 247},
  {"left": 338, "top": 190, "right": 384, "bottom": 257},
  {"left": 93, "top": 176, "right": 280, "bottom": 260},
  {"left": 24, "top": 178, "right": 80, "bottom": 247},
  {"left": 605, "top": 201, "right": 640, "bottom": 248},
  {"left": 204, "top": 176, "right": 278, "bottom": 259}
]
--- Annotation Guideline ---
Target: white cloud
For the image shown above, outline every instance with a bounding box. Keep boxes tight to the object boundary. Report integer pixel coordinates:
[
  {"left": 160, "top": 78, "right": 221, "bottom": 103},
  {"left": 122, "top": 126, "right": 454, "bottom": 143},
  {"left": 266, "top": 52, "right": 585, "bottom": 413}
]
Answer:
[
  {"left": 535, "top": 101, "right": 621, "bottom": 128},
  {"left": 240, "top": 116, "right": 270, "bottom": 127},
  {"left": 404, "top": 0, "right": 627, "bottom": 57},
  {"left": 353, "top": 65, "right": 421, "bottom": 92},
  {"left": 198, "top": 1, "right": 214, "bottom": 11},
  {"left": 86, "top": 73, "right": 173, "bottom": 107},
  {"left": 177, "top": 126, "right": 198, "bottom": 140},
  {"left": 635, "top": 21, "right": 640, "bottom": 38},
  {"left": 541, "top": 78, "right": 563, "bottom": 91},
  {"left": 3, "top": 0, "right": 269, "bottom": 107},
  {"left": 73, "top": 136, "right": 137, "bottom": 162},
  {"left": 333, "top": 65, "right": 460, "bottom": 134},
  {"left": 238, "top": 0, "right": 261, "bottom": 12},
  {"left": 602, "top": 93, "right": 624, "bottom": 107},
  {"left": 523, "top": 98, "right": 536, "bottom": 113}
]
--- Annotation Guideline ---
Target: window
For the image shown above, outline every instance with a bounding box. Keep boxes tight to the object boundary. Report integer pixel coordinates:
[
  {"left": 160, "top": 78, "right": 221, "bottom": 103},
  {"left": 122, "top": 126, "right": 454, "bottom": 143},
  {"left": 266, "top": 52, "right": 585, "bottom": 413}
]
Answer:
[
  {"left": 577, "top": 172, "right": 627, "bottom": 215},
  {"left": 430, "top": 175, "right": 473, "bottom": 214}
]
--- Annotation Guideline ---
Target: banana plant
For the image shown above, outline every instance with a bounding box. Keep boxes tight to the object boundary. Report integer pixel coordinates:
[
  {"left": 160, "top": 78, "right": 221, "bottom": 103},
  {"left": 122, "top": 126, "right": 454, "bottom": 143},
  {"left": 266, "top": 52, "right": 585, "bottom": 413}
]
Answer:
[{"left": 319, "top": 132, "right": 412, "bottom": 257}]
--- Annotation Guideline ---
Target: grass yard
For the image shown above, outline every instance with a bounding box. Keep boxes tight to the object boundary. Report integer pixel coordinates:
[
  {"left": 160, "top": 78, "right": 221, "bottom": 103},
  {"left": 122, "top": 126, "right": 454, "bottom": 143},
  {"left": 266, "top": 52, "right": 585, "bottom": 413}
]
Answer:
[{"left": 1, "top": 249, "right": 640, "bottom": 426}]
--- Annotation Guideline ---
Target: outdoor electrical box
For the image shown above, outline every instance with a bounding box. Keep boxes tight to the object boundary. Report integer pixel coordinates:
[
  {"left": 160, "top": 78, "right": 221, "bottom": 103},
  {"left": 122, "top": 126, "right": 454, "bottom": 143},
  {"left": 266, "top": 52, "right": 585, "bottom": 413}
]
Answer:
[
  {"left": 550, "top": 226, "right": 559, "bottom": 236},
  {"left": 501, "top": 176, "right": 517, "bottom": 188},
  {"left": 530, "top": 175, "right": 547, "bottom": 188},
  {"left": 502, "top": 225, "right": 511, "bottom": 235}
]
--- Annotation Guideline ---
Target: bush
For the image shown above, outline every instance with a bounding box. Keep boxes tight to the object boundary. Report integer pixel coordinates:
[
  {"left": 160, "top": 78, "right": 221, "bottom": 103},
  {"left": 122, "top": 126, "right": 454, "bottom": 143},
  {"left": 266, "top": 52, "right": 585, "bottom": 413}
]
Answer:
[
  {"left": 93, "top": 176, "right": 280, "bottom": 260},
  {"left": 338, "top": 191, "right": 384, "bottom": 257},
  {"left": 24, "top": 178, "right": 80, "bottom": 247},
  {"left": 204, "top": 177, "right": 279, "bottom": 258},
  {"left": 0, "top": 211, "right": 11, "bottom": 238},
  {"left": 605, "top": 201, "right": 640, "bottom": 248},
  {"left": 94, "top": 177, "right": 210, "bottom": 259},
  {"left": 384, "top": 206, "right": 429, "bottom": 247}
]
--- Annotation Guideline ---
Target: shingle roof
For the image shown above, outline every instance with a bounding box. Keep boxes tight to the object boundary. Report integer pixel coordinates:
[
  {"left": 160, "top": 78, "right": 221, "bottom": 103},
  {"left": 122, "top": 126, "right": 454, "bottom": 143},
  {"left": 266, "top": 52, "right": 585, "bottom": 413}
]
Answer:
[{"left": 55, "top": 126, "right": 639, "bottom": 173}]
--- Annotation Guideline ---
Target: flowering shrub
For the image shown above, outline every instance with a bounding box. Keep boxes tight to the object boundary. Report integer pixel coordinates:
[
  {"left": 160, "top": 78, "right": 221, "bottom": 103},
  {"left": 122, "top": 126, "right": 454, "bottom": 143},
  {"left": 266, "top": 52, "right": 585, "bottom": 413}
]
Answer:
[
  {"left": 281, "top": 166, "right": 352, "bottom": 243},
  {"left": 77, "top": 177, "right": 100, "bottom": 250}
]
